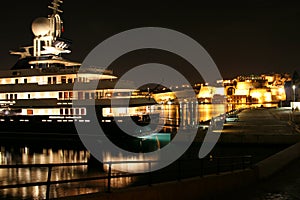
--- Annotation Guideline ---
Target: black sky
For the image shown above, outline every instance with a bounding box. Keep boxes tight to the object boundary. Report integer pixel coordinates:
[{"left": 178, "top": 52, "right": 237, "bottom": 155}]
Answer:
[{"left": 0, "top": 0, "right": 299, "bottom": 82}]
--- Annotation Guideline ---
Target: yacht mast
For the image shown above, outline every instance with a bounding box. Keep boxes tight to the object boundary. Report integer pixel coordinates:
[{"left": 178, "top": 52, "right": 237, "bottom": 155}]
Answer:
[
  {"left": 48, "top": 0, "right": 63, "bottom": 15},
  {"left": 32, "top": 0, "right": 69, "bottom": 57},
  {"left": 48, "top": 0, "right": 64, "bottom": 40}
]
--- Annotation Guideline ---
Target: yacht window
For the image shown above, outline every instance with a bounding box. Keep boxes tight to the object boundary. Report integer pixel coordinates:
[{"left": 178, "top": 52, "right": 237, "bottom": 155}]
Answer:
[
  {"left": 81, "top": 108, "right": 86, "bottom": 115},
  {"left": 24, "top": 79, "right": 27, "bottom": 84},
  {"left": 60, "top": 109, "right": 63, "bottom": 115},
  {"left": 64, "top": 92, "right": 69, "bottom": 99},
  {"left": 85, "top": 92, "right": 89, "bottom": 99},
  {"left": 15, "top": 79, "right": 18, "bottom": 84},
  {"left": 69, "top": 92, "right": 73, "bottom": 99},
  {"left": 79, "top": 77, "right": 86, "bottom": 83},
  {"left": 75, "top": 108, "right": 80, "bottom": 115},
  {"left": 59, "top": 92, "right": 63, "bottom": 99},
  {"left": 10, "top": 94, "right": 13, "bottom": 99},
  {"left": 53, "top": 77, "right": 57, "bottom": 84},
  {"left": 48, "top": 77, "right": 52, "bottom": 84},
  {"left": 28, "top": 94, "right": 31, "bottom": 99},
  {"left": 99, "top": 91, "right": 103, "bottom": 99},
  {"left": 68, "top": 78, "right": 72, "bottom": 83},
  {"left": 61, "top": 76, "right": 66, "bottom": 84},
  {"left": 78, "top": 92, "right": 83, "bottom": 100},
  {"left": 70, "top": 109, "right": 74, "bottom": 115},
  {"left": 91, "top": 93, "right": 95, "bottom": 99},
  {"left": 27, "top": 110, "right": 33, "bottom": 115},
  {"left": 65, "top": 108, "right": 69, "bottom": 115},
  {"left": 14, "top": 94, "right": 17, "bottom": 99},
  {"left": 6, "top": 94, "right": 8, "bottom": 100}
]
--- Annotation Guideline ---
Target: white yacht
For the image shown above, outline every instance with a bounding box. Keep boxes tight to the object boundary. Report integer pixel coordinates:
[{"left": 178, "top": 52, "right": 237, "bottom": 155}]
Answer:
[{"left": 0, "top": 0, "right": 158, "bottom": 136}]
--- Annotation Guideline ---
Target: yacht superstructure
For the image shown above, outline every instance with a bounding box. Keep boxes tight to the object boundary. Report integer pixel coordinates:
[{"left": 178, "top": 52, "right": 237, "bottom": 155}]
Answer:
[{"left": 0, "top": 0, "right": 158, "bottom": 135}]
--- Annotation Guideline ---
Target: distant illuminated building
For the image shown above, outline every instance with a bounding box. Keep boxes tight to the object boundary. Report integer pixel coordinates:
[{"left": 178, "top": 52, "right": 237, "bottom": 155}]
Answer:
[
  {"left": 197, "top": 86, "right": 225, "bottom": 103},
  {"left": 225, "top": 74, "right": 289, "bottom": 105},
  {"left": 153, "top": 73, "right": 290, "bottom": 106},
  {"left": 197, "top": 73, "right": 289, "bottom": 105}
]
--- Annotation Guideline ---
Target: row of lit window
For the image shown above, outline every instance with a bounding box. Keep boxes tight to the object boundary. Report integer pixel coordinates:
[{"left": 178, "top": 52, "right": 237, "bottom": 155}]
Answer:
[
  {"left": 59, "top": 92, "right": 73, "bottom": 99},
  {"left": 78, "top": 91, "right": 110, "bottom": 100},
  {"left": 46, "top": 76, "right": 89, "bottom": 84},
  {"left": 60, "top": 108, "right": 86, "bottom": 115},
  {"left": 59, "top": 91, "right": 119, "bottom": 100},
  {"left": 6, "top": 94, "right": 30, "bottom": 100},
  {"left": 5, "top": 76, "right": 89, "bottom": 85},
  {"left": 47, "top": 76, "right": 82, "bottom": 84},
  {"left": 1, "top": 78, "right": 29, "bottom": 84},
  {"left": 4, "top": 91, "right": 131, "bottom": 101}
]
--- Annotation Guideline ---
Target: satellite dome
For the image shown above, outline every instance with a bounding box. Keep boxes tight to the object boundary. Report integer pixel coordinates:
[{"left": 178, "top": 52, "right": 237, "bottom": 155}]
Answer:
[{"left": 31, "top": 17, "right": 51, "bottom": 36}]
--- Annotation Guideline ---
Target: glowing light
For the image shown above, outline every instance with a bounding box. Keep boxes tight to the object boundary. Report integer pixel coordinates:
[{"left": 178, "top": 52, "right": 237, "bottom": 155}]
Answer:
[
  {"left": 235, "top": 89, "right": 248, "bottom": 96},
  {"left": 198, "top": 86, "right": 215, "bottom": 98},
  {"left": 278, "top": 87, "right": 284, "bottom": 94},
  {"left": 103, "top": 153, "right": 159, "bottom": 173},
  {"left": 251, "top": 91, "right": 262, "bottom": 102},
  {"left": 264, "top": 92, "right": 272, "bottom": 102},
  {"left": 24, "top": 147, "right": 29, "bottom": 155}
]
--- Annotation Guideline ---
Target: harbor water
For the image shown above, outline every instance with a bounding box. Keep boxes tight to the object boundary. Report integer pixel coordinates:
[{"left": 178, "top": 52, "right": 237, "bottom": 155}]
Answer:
[{"left": 0, "top": 103, "right": 284, "bottom": 199}]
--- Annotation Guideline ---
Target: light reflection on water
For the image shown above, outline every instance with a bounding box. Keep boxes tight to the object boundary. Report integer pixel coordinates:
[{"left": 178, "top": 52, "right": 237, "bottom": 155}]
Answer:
[
  {"left": 157, "top": 103, "right": 231, "bottom": 133},
  {"left": 0, "top": 146, "right": 138, "bottom": 199},
  {"left": 102, "top": 103, "right": 231, "bottom": 173},
  {"left": 0, "top": 103, "right": 277, "bottom": 199}
]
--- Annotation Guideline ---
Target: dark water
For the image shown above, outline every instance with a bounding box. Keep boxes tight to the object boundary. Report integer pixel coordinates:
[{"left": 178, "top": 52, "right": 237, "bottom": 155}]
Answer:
[
  {"left": 0, "top": 103, "right": 286, "bottom": 199},
  {"left": 0, "top": 142, "right": 288, "bottom": 199}
]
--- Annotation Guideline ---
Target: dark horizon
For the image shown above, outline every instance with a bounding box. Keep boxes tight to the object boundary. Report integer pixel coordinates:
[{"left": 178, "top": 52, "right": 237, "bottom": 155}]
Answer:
[{"left": 0, "top": 0, "right": 299, "bottom": 82}]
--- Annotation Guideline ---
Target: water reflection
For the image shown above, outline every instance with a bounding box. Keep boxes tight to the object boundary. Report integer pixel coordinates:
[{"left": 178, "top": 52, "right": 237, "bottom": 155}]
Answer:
[
  {"left": 0, "top": 146, "right": 89, "bottom": 165},
  {"left": 157, "top": 103, "right": 229, "bottom": 133},
  {"left": 0, "top": 146, "right": 93, "bottom": 199},
  {"left": 101, "top": 103, "right": 230, "bottom": 173},
  {"left": 0, "top": 103, "right": 278, "bottom": 199},
  {"left": 0, "top": 141, "right": 148, "bottom": 199}
]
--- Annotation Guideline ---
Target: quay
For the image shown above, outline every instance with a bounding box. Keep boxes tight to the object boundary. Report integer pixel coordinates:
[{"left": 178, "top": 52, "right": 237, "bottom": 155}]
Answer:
[
  {"left": 196, "top": 107, "right": 300, "bottom": 145},
  {"left": 53, "top": 107, "right": 300, "bottom": 200}
]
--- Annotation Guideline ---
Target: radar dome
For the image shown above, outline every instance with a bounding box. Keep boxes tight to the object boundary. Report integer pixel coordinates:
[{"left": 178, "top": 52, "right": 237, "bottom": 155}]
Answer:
[{"left": 31, "top": 17, "right": 51, "bottom": 36}]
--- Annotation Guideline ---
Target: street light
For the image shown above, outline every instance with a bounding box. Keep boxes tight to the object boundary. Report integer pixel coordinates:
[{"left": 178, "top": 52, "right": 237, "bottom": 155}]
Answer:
[{"left": 292, "top": 85, "right": 296, "bottom": 102}]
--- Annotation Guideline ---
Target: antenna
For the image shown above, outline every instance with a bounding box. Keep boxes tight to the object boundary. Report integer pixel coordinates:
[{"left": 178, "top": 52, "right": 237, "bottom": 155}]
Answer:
[
  {"left": 47, "top": 0, "right": 64, "bottom": 39},
  {"left": 32, "top": 0, "right": 68, "bottom": 57},
  {"left": 48, "top": 0, "right": 63, "bottom": 14}
]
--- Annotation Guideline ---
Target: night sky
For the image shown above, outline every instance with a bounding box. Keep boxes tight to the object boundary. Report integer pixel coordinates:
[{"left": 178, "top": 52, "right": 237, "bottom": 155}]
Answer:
[{"left": 0, "top": 0, "right": 299, "bottom": 83}]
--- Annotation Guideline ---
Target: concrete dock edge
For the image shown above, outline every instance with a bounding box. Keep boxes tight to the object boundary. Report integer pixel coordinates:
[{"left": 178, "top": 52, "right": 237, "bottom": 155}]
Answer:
[{"left": 255, "top": 141, "right": 300, "bottom": 179}]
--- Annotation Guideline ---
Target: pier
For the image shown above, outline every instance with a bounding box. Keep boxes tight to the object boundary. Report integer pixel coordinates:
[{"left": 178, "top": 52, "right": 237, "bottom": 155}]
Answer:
[{"left": 196, "top": 107, "right": 300, "bottom": 145}]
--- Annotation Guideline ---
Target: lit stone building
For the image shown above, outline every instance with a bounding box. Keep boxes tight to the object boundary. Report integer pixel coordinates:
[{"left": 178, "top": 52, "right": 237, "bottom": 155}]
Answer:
[
  {"left": 153, "top": 73, "right": 290, "bottom": 106},
  {"left": 225, "top": 74, "right": 288, "bottom": 105},
  {"left": 197, "top": 74, "right": 289, "bottom": 105}
]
